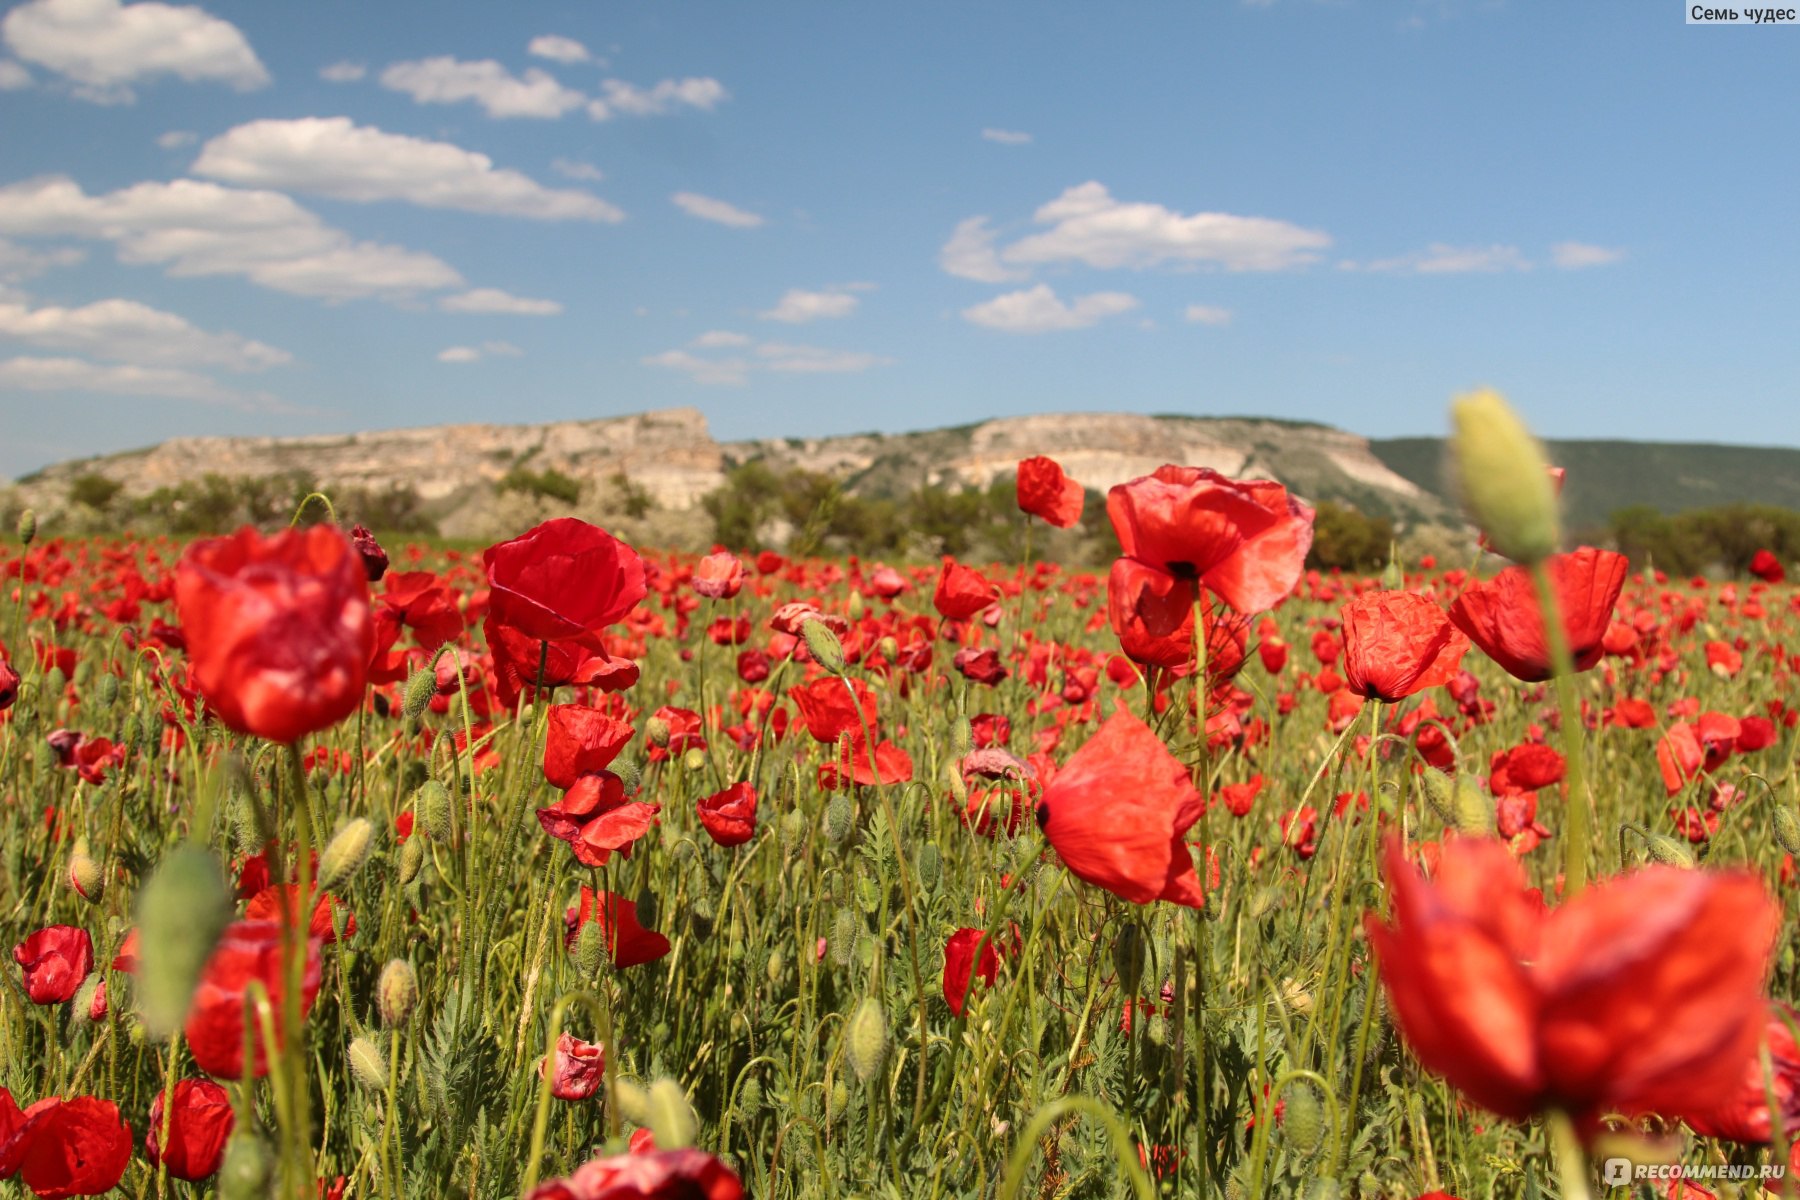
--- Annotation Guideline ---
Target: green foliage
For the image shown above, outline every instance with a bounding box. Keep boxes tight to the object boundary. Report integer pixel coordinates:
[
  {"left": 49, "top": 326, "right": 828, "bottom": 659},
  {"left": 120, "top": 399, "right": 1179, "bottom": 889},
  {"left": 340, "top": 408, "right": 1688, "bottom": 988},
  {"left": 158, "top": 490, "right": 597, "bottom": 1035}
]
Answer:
[
  {"left": 1607, "top": 502, "right": 1800, "bottom": 575},
  {"left": 499, "top": 466, "right": 582, "bottom": 505},
  {"left": 1306, "top": 501, "right": 1394, "bottom": 571},
  {"left": 67, "top": 473, "right": 123, "bottom": 511},
  {"left": 129, "top": 469, "right": 320, "bottom": 534}
]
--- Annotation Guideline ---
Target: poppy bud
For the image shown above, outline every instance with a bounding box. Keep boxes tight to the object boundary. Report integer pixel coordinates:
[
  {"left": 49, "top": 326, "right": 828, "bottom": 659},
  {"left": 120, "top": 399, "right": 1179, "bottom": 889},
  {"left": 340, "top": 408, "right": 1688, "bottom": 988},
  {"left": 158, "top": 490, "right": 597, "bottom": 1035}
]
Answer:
[
  {"left": 688, "top": 896, "right": 715, "bottom": 942},
  {"left": 765, "top": 947, "right": 785, "bottom": 986},
  {"left": 1773, "top": 805, "right": 1800, "bottom": 856},
  {"left": 318, "top": 818, "right": 375, "bottom": 892},
  {"left": 847, "top": 997, "right": 889, "bottom": 1084},
  {"left": 1644, "top": 832, "right": 1695, "bottom": 868},
  {"left": 831, "top": 910, "right": 856, "bottom": 967},
  {"left": 97, "top": 673, "right": 120, "bottom": 708},
  {"left": 646, "top": 716, "right": 671, "bottom": 748},
  {"left": 802, "top": 619, "right": 847, "bottom": 675},
  {"left": 1225, "top": 1176, "right": 1247, "bottom": 1200},
  {"left": 377, "top": 959, "right": 417, "bottom": 1027},
  {"left": 613, "top": 760, "right": 643, "bottom": 795},
  {"left": 738, "top": 1075, "right": 763, "bottom": 1115},
  {"left": 682, "top": 747, "right": 707, "bottom": 772},
  {"left": 916, "top": 843, "right": 942, "bottom": 892},
  {"left": 952, "top": 717, "right": 973, "bottom": 758},
  {"left": 614, "top": 1078, "right": 651, "bottom": 1124},
  {"left": 17, "top": 507, "right": 36, "bottom": 545},
  {"left": 828, "top": 1079, "right": 850, "bottom": 1124},
  {"left": 647, "top": 1079, "right": 698, "bottom": 1149},
  {"left": 575, "top": 918, "right": 606, "bottom": 978},
  {"left": 946, "top": 759, "right": 968, "bottom": 806},
  {"left": 217, "top": 1133, "right": 273, "bottom": 1200},
  {"left": 1380, "top": 557, "right": 1403, "bottom": 590},
  {"left": 1112, "top": 924, "right": 1145, "bottom": 997},
  {"left": 402, "top": 667, "right": 436, "bottom": 723},
  {"left": 780, "top": 809, "right": 806, "bottom": 854},
  {"left": 1147, "top": 1013, "right": 1168, "bottom": 1047},
  {"left": 847, "top": 590, "right": 866, "bottom": 622},
  {"left": 1418, "top": 768, "right": 1456, "bottom": 826},
  {"left": 877, "top": 635, "right": 899, "bottom": 662},
  {"left": 1307, "top": 1179, "right": 1341, "bottom": 1200},
  {"left": 1450, "top": 778, "right": 1495, "bottom": 837},
  {"left": 1450, "top": 388, "right": 1560, "bottom": 564},
  {"left": 69, "top": 838, "right": 103, "bottom": 902},
  {"left": 348, "top": 1035, "right": 388, "bottom": 1090},
  {"left": 397, "top": 835, "right": 424, "bottom": 885},
  {"left": 417, "top": 780, "right": 452, "bottom": 842},
  {"left": 1283, "top": 1081, "right": 1325, "bottom": 1157},
  {"left": 825, "top": 794, "right": 853, "bottom": 844},
  {"left": 134, "top": 845, "right": 233, "bottom": 1038},
  {"left": 634, "top": 887, "right": 657, "bottom": 931},
  {"left": 72, "top": 974, "right": 106, "bottom": 1025}
]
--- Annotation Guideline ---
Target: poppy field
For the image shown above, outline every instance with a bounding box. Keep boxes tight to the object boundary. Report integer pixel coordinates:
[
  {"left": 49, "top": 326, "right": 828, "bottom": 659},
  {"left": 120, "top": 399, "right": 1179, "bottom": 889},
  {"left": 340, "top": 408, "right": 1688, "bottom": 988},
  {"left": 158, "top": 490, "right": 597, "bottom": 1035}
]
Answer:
[{"left": 3, "top": 390, "right": 1800, "bottom": 1200}]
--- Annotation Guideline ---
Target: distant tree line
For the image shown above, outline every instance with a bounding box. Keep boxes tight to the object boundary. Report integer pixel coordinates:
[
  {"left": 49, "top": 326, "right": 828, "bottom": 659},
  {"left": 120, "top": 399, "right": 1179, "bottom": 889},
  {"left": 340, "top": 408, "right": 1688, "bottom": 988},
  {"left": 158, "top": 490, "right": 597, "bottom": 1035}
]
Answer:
[{"left": 1601, "top": 503, "right": 1800, "bottom": 577}]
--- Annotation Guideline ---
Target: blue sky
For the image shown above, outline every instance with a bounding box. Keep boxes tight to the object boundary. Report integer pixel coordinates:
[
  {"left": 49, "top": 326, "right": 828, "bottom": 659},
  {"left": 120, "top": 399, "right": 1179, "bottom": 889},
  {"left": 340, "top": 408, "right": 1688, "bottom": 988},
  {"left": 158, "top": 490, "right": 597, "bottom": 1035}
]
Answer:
[{"left": 0, "top": 0, "right": 1796, "bottom": 480}]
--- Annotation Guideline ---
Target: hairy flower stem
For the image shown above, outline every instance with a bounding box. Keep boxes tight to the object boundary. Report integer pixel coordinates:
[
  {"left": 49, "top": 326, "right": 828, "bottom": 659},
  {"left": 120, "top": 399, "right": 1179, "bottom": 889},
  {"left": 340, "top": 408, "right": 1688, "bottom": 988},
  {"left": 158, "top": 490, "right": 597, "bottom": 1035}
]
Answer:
[
  {"left": 1547, "top": 1109, "right": 1593, "bottom": 1200},
  {"left": 1335, "top": 700, "right": 1384, "bottom": 1176},
  {"left": 1529, "top": 562, "right": 1591, "bottom": 897},
  {"left": 283, "top": 742, "right": 317, "bottom": 1200}
]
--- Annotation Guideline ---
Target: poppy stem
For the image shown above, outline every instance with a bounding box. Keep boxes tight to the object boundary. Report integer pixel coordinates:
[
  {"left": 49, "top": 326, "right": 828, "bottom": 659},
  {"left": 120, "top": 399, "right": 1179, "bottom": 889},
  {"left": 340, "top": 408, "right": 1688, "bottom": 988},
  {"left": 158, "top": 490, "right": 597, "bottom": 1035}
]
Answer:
[
  {"left": 282, "top": 741, "right": 317, "bottom": 1200},
  {"left": 1528, "top": 562, "right": 1591, "bottom": 897},
  {"left": 1546, "top": 1109, "right": 1592, "bottom": 1200}
]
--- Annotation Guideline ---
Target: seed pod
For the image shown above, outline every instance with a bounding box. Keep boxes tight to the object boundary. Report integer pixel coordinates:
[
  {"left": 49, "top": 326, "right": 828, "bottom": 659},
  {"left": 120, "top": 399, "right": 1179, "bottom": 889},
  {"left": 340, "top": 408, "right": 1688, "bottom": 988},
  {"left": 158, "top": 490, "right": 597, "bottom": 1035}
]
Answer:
[
  {"left": 847, "top": 997, "right": 889, "bottom": 1085},
  {"left": 916, "top": 843, "right": 942, "bottom": 892},
  {"left": 825, "top": 794, "right": 853, "bottom": 844},
  {"left": 416, "top": 780, "right": 452, "bottom": 842},
  {"left": 1284, "top": 1081, "right": 1325, "bottom": 1158},
  {"left": 17, "top": 509, "right": 36, "bottom": 545},
  {"left": 397, "top": 835, "right": 424, "bottom": 885},
  {"left": 402, "top": 667, "right": 436, "bottom": 723},
  {"left": 576, "top": 918, "right": 606, "bottom": 978},
  {"left": 377, "top": 959, "right": 417, "bottom": 1027},
  {"left": 831, "top": 910, "right": 856, "bottom": 967},
  {"left": 217, "top": 1133, "right": 273, "bottom": 1200},
  {"left": 802, "top": 619, "right": 847, "bottom": 675},
  {"left": 1774, "top": 805, "right": 1800, "bottom": 856},
  {"left": 647, "top": 1079, "right": 698, "bottom": 1149},
  {"left": 1419, "top": 767, "right": 1456, "bottom": 826},
  {"left": 134, "top": 845, "right": 232, "bottom": 1038},
  {"left": 1450, "top": 388, "right": 1560, "bottom": 564},
  {"left": 318, "top": 818, "right": 375, "bottom": 891},
  {"left": 348, "top": 1036, "right": 388, "bottom": 1090},
  {"left": 68, "top": 838, "right": 103, "bottom": 903}
]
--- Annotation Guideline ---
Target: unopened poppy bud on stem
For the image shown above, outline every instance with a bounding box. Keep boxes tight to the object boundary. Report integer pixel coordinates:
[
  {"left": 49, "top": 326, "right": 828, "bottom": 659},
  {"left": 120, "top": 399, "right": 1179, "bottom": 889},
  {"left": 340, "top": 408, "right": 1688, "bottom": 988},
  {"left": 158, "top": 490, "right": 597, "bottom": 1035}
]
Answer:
[
  {"left": 847, "top": 996, "right": 889, "bottom": 1084},
  {"left": 645, "top": 716, "right": 671, "bottom": 748},
  {"left": 318, "top": 818, "right": 374, "bottom": 891},
  {"left": 416, "top": 780, "right": 452, "bottom": 842},
  {"left": 802, "top": 618, "right": 846, "bottom": 674},
  {"left": 1283, "top": 1081, "right": 1325, "bottom": 1157},
  {"left": 1450, "top": 388, "right": 1561, "bottom": 564},
  {"left": 377, "top": 958, "right": 417, "bottom": 1026},
  {"left": 1451, "top": 777, "right": 1496, "bottom": 837},
  {"left": 17, "top": 508, "right": 36, "bottom": 545},
  {"left": 348, "top": 1035, "right": 388, "bottom": 1090},
  {"left": 647, "top": 1078, "right": 699, "bottom": 1149},
  {"left": 1772, "top": 805, "right": 1800, "bottom": 856},
  {"left": 68, "top": 837, "right": 103, "bottom": 902},
  {"left": 402, "top": 666, "right": 436, "bottom": 723}
]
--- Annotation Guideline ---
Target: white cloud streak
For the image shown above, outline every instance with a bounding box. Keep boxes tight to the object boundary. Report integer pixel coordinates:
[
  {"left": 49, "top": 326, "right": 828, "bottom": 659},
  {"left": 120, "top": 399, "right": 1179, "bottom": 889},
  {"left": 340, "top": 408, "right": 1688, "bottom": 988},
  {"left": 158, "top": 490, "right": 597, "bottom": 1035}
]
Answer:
[
  {"left": 672, "top": 191, "right": 763, "bottom": 228},
  {"left": 961, "top": 284, "right": 1139, "bottom": 334},
  {"left": 2, "top": 0, "right": 268, "bottom": 101}
]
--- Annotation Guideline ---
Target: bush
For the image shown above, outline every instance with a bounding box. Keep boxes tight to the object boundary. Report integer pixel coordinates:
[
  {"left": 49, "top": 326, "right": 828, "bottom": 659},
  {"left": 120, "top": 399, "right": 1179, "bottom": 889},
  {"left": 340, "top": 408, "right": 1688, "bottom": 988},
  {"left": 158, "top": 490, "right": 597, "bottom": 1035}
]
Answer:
[
  {"left": 1308, "top": 501, "right": 1394, "bottom": 571},
  {"left": 68, "top": 473, "right": 123, "bottom": 511},
  {"left": 498, "top": 467, "right": 581, "bottom": 506}
]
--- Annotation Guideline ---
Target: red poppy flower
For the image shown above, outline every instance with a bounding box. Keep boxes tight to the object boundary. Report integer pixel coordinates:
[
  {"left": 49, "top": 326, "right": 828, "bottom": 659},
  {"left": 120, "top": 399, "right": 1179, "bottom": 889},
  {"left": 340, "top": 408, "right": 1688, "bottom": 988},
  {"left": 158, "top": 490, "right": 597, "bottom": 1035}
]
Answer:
[
  {"left": 788, "top": 677, "right": 877, "bottom": 744},
  {"left": 185, "top": 920, "right": 323, "bottom": 1080},
  {"left": 1657, "top": 723, "right": 1705, "bottom": 795},
  {"left": 563, "top": 888, "right": 671, "bottom": 969},
  {"left": 1035, "top": 707, "right": 1205, "bottom": 907},
  {"left": 1488, "top": 744, "right": 1565, "bottom": 797},
  {"left": 953, "top": 646, "right": 1008, "bottom": 686},
  {"left": 0, "top": 1094, "right": 133, "bottom": 1200},
  {"left": 174, "top": 525, "right": 374, "bottom": 744},
  {"left": 1750, "top": 549, "right": 1785, "bottom": 584},
  {"left": 524, "top": 1148, "right": 742, "bottom": 1200},
  {"left": 485, "top": 619, "right": 639, "bottom": 710},
  {"left": 536, "top": 772, "right": 660, "bottom": 868},
  {"left": 12, "top": 926, "right": 91, "bottom": 1005},
  {"left": 1339, "top": 592, "right": 1469, "bottom": 703},
  {"left": 1446, "top": 547, "right": 1628, "bottom": 683},
  {"left": 146, "top": 1078, "right": 234, "bottom": 1182},
  {"left": 1105, "top": 465, "right": 1314, "bottom": 615},
  {"left": 1366, "top": 836, "right": 1779, "bottom": 1133},
  {"left": 348, "top": 524, "right": 388, "bottom": 582},
  {"left": 543, "top": 705, "right": 635, "bottom": 789},
  {"left": 943, "top": 927, "right": 1016, "bottom": 1016},
  {"left": 692, "top": 552, "right": 745, "bottom": 599},
  {"left": 482, "top": 518, "right": 647, "bottom": 643},
  {"left": 243, "top": 884, "right": 356, "bottom": 943},
  {"left": 1016, "top": 455, "right": 1084, "bottom": 528},
  {"left": 1107, "top": 557, "right": 1195, "bottom": 669},
  {"left": 933, "top": 558, "right": 998, "bottom": 621},
  {"left": 819, "top": 737, "right": 913, "bottom": 789},
  {"left": 696, "top": 782, "right": 757, "bottom": 847},
  {"left": 542, "top": 1032, "right": 606, "bottom": 1101},
  {"left": 1686, "top": 1001, "right": 1800, "bottom": 1144}
]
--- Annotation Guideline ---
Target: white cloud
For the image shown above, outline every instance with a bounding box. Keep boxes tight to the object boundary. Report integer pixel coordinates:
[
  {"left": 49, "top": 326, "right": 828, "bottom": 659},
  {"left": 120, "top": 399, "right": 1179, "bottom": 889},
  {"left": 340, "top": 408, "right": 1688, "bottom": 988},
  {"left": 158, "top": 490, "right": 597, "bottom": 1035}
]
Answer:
[
  {"left": 480, "top": 339, "right": 521, "bottom": 356},
  {"left": 981, "top": 128, "right": 1032, "bottom": 145},
  {"left": 1358, "top": 243, "right": 1531, "bottom": 274},
  {"left": 0, "top": 236, "right": 83, "bottom": 284},
  {"left": 439, "top": 287, "right": 563, "bottom": 316},
  {"left": 938, "top": 216, "right": 1029, "bottom": 284},
  {"left": 0, "top": 354, "right": 284, "bottom": 409},
  {"left": 1551, "top": 241, "right": 1626, "bottom": 269},
  {"left": 0, "top": 298, "right": 289, "bottom": 369},
  {"left": 995, "top": 182, "right": 1329, "bottom": 273},
  {"left": 437, "top": 345, "right": 481, "bottom": 364},
  {"left": 760, "top": 287, "right": 860, "bottom": 323},
  {"left": 1184, "top": 304, "right": 1232, "bottom": 325},
  {"left": 155, "top": 129, "right": 194, "bottom": 149},
  {"left": 381, "top": 56, "right": 586, "bottom": 119},
  {"left": 2, "top": 0, "right": 267, "bottom": 101},
  {"left": 644, "top": 336, "right": 890, "bottom": 385},
  {"left": 589, "top": 76, "right": 726, "bottom": 120},
  {"left": 319, "top": 60, "right": 365, "bottom": 83},
  {"left": 961, "top": 284, "right": 1139, "bottom": 334},
  {"left": 671, "top": 191, "right": 763, "bottom": 228},
  {"left": 193, "top": 117, "right": 623, "bottom": 221},
  {"left": 528, "top": 35, "right": 590, "bottom": 64},
  {"left": 0, "top": 59, "right": 30, "bottom": 89},
  {"left": 551, "top": 157, "right": 603, "bottom": 182},
  {"left": 0, "top": 175, "right": 464, "bottom": 301}
]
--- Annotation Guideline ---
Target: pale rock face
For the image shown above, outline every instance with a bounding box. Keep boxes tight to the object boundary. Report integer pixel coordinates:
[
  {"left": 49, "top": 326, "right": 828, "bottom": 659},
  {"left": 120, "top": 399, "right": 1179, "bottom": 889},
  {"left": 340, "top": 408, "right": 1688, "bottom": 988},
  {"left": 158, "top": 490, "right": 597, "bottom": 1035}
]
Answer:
[{"left": 10, "top": 406, "right": 1441, "bottom": 531}]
